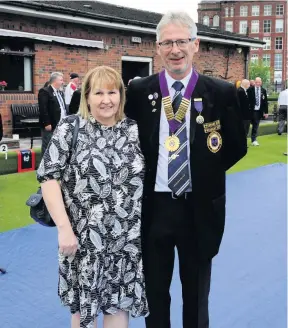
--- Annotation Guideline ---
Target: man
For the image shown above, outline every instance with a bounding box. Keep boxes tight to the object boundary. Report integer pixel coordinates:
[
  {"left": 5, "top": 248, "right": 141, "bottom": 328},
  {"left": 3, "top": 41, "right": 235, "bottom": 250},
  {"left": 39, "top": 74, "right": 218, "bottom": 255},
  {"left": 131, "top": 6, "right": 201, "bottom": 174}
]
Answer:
[
  {"left": 69, "top": 88, "right": 81, "bottom": 114},
  {"left": 247, "top": 77, "right": 268, "bottom": 146},
  {"left": 38, "top": 72, "right": 66, "bottom": 156},
  {"left": 125, "top": 11, "right": 247, "bottom": 328},
  {"left": 64, "top": 73, "right": 79, "bottom": 108},
  {"left": 277, "top": 87, "right": 288, "bottom": 135},
  {"left": 237, "top": 79, "right": 252, "bottom": 137},
  {"left": 250, "top": 80, "right": 255, "bottom": 87}
]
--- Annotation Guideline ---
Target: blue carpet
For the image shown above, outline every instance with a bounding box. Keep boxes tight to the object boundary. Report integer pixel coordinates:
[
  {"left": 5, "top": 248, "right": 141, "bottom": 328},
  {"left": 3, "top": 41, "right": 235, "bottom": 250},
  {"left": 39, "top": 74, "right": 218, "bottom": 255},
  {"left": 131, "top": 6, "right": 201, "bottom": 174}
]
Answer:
[{"left": 0, "top": 164, "right": 286, "bottom": 328}]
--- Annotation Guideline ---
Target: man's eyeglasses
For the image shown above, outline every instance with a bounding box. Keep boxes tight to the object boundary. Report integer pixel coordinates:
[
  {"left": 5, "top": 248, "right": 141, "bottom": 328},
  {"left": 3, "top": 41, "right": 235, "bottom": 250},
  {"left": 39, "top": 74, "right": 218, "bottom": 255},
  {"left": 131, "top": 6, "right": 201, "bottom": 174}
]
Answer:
[{"left": 158, "top": 38, "right": 196, "bottom": 50}]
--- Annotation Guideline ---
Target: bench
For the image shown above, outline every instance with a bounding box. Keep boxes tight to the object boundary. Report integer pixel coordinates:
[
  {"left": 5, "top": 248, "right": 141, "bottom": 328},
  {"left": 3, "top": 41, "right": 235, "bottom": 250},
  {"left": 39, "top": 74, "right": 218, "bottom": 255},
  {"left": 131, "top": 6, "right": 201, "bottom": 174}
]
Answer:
[{"left": 11, "top": 104, "right": 41, "bottom": 148}]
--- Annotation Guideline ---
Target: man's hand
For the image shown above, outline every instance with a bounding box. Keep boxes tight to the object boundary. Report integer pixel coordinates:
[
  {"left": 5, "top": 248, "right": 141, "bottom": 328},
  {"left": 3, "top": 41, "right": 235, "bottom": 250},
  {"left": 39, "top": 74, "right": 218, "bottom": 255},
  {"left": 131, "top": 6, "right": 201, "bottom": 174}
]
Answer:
[
  {"left": 45, "top": 124, "right": 52, "bottom": 131},
  {"left": 263, "top": 114, "right": 268, "bottom": 119}
]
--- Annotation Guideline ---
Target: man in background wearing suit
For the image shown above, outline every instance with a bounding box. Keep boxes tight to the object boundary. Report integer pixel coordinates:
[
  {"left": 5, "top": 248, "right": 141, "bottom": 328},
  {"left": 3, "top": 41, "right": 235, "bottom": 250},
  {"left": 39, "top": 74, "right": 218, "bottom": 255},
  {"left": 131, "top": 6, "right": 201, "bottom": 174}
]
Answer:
[
  {"left": 69, "top": 89, "right": 81, "bottom": 114},
  {"left": 125, "top": 11, "right": 247, "bottom": 328},
  {"left": 237, "top": 79, "right": 252, "bottom": 137},
  {"left": 38, "top": 72, "right": 67, "bottom": 157},
  {"left": 247, "top": 77, "right": 268, "bottom": 146}
]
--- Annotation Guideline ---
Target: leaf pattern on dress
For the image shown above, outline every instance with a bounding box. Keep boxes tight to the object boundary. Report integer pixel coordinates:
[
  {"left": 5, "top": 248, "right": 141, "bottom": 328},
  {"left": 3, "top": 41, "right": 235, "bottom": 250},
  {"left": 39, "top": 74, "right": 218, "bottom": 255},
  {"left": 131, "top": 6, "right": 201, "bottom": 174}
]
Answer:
[
  {"left": 113, "top": 167, "right": 129, "bottom": 185},
  {"left": 49, "top": 142, "right": 59, "bottom": 164},
  {"left": 36, "top": 117, "right": 148, "bottom": 327},
  {"left": 93, "top": 158, "right": 108, "bottom": 179},
  {"left": 96, "top": 137, "right": 106, "bottom": 149}
]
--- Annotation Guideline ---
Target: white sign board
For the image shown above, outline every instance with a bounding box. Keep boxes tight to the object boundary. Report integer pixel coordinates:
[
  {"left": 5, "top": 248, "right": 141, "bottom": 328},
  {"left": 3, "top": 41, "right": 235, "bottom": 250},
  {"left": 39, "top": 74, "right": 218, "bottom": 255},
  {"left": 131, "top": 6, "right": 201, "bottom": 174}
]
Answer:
[{"left": 131, "top": 36, "right": 142, "bottom": 44}]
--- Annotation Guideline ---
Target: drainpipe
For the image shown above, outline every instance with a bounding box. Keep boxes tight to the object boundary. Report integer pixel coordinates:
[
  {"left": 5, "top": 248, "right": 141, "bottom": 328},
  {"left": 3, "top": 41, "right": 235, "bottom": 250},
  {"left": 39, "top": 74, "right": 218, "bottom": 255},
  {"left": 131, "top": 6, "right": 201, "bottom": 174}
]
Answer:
[{"left": 244, "top": 47, "right": 249, "bottom": 79}]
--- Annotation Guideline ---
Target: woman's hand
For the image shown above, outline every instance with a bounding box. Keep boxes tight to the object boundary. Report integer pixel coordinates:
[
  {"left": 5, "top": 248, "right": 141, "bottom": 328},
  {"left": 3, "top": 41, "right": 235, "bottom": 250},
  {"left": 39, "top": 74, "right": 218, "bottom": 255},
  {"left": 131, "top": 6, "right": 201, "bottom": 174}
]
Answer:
[{"left": 58, "top": 225, "right": 78, "bottom": 256}]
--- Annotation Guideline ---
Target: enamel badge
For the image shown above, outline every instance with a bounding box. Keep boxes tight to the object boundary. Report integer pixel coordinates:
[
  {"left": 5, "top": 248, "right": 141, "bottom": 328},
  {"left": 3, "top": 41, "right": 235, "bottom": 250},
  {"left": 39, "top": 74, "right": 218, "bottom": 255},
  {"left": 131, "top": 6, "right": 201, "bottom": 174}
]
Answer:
[{"left": 207, "top": 131, "right": 222, "bottom": 153}]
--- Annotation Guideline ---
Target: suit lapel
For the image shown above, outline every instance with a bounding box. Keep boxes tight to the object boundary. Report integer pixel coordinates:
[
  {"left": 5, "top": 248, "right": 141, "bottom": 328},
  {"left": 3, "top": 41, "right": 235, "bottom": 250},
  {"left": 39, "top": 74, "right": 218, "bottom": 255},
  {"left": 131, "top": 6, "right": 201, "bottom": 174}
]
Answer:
[
  {"left": 190, "top": 74, "right": 210, "bottom": 145},
  {"left": 145, "top": 75, "right": 162, "bottom": 147}
]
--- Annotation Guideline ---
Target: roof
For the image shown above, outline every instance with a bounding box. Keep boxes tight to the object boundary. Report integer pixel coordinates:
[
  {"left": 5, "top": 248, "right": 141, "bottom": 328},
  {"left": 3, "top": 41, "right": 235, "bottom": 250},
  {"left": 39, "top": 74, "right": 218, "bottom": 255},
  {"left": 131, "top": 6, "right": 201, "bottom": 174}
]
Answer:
[{"left": 1, "top": 0, "right": 264, "bottom": 45}]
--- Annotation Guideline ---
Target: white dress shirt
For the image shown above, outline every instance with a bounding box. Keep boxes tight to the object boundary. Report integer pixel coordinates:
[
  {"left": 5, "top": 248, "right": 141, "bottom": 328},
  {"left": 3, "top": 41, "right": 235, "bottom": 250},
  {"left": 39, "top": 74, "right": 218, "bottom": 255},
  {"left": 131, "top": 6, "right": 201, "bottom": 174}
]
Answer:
[
  {"left": 278, "top": 89, "right": 288, "bottom": 106},
  {"left": 155, "top": 69, "right": 192, "bottom": 192},
  {"left": 52, "top": 85, "right": 66, "bottom": 119}
]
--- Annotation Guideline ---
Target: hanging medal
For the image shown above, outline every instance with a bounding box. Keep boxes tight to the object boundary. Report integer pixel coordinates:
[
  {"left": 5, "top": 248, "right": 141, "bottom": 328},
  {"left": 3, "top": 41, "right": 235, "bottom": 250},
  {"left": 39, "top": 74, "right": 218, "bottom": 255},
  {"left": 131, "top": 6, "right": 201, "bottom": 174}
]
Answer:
[{"left": 194, "top": 98, "right": 204, "bottom": 124}]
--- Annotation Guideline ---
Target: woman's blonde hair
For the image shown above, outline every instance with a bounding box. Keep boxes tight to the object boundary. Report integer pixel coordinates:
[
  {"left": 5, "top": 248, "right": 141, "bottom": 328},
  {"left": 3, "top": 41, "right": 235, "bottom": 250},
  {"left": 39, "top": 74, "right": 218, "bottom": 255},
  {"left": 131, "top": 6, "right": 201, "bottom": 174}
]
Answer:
[{"left": 78, "top": 66, "right": 126, "bottom": 122}]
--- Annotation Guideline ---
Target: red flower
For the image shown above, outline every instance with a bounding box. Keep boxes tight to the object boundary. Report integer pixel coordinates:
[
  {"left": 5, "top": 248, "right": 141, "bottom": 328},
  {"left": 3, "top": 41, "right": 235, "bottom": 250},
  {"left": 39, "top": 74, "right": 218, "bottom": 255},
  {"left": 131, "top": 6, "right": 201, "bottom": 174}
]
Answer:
[{"left": 0, "top": 81, "right": 7, "bottom": 86}]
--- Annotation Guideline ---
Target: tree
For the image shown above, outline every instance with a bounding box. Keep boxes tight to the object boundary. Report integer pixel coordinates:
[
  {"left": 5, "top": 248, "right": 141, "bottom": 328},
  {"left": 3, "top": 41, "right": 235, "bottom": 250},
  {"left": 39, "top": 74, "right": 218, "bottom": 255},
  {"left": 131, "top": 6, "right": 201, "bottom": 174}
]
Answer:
[{"left": 249, "top": 60, "right": 271, "bottom": 85}]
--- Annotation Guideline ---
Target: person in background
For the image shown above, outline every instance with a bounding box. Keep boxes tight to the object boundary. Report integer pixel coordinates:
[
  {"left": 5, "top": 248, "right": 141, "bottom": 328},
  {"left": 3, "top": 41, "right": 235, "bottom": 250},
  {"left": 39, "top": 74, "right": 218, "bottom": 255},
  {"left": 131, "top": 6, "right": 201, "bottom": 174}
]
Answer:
[
  {"left": 37, "top": 66, "right": 148, "bottom": 328},
  {"left": 125, "top": 10, "right": 247, "bottom": 328},
  {"left": 65, "top": 73, "right": 79, "bottom": 108},
  {"left": 237, "top": 79, "right": 252, "bottom": 138},
  {"left": 277, "top": 87, "right": 288, "bottom": 135},
  {"left": 38, "top": 72, "right": 66, "bottom": 157},
  {"left": 250, "top": 80, "right": 255, "bottom": 87},
  {"left": 247, "top": 77, "right": 268, "bottom": 146},
  {"left": 69, "top": 89, "right": 81, "bottom": 114}
]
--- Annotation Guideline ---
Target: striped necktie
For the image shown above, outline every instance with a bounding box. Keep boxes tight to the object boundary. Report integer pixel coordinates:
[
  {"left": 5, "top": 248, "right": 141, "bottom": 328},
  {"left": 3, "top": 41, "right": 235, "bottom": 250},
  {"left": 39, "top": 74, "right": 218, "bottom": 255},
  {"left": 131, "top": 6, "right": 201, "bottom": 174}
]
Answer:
[
  {"left": 256, "top": 87, "right": 260, "bottom": 107},
  {"left": 168, "top": 81, "right": 191, "bottom": 196}
]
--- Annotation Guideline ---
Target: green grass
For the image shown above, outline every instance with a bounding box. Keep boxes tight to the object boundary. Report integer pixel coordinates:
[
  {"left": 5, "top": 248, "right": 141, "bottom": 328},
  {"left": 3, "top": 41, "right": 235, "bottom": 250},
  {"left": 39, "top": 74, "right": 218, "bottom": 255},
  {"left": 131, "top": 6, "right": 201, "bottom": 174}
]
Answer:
[
  {"left": 0, "top": 171, "right": 38, "bottom": 232},
  {"left": 0, "top": 134, "right": 286, "bottom": 233},
  {"left": 228, "top": 134, "right": 287, "bottom": 174}
]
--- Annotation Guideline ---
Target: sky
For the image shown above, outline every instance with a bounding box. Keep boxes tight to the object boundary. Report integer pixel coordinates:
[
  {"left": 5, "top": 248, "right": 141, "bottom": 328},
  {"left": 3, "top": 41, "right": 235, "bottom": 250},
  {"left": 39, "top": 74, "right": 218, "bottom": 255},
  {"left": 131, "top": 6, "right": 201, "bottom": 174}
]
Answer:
[{"left": 97, "top": 0, "right": 200, "bottom": 22}]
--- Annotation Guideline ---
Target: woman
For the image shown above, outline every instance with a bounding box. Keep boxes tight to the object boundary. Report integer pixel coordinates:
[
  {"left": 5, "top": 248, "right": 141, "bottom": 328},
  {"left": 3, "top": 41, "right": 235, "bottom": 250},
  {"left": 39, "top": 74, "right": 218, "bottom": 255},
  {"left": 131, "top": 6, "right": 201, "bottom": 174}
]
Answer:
[{"left": 37, "top": 66, "right": 148, "bottom": 328}]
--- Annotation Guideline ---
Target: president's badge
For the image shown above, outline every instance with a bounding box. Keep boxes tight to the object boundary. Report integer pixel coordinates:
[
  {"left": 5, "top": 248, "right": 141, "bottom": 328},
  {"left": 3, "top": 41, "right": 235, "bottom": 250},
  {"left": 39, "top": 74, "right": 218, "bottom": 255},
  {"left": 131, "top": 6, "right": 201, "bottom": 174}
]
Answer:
[{"left": 207, "top": 131, "right": 222, "bottom": 153}]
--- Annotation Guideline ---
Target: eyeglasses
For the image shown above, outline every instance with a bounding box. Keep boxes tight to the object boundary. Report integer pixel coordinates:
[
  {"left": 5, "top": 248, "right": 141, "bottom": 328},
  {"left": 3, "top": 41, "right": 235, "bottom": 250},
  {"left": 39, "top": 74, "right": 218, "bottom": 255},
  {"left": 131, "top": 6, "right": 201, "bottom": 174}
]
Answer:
[{"left": 158, "top": 38, "right": 196, "bottom": 50}]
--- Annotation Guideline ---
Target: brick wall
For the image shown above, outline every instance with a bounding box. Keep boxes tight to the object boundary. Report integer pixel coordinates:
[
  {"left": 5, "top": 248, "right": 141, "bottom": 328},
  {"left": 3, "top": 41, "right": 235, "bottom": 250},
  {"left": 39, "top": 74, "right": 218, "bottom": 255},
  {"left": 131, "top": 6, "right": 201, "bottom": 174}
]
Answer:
[{"left": 0, "top": 13, "right": 245, "bottom": 137}]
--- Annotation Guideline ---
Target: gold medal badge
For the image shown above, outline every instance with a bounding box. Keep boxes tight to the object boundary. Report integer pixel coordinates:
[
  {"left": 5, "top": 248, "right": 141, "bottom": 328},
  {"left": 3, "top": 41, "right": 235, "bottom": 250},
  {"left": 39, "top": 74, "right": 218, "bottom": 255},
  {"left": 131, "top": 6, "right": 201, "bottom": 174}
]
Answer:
[
  {"left": 207, "top": 131, "right": 222, "bottom": 153},
  {"left": 165, "top": 135, "right": 180, "bottom": 152}
]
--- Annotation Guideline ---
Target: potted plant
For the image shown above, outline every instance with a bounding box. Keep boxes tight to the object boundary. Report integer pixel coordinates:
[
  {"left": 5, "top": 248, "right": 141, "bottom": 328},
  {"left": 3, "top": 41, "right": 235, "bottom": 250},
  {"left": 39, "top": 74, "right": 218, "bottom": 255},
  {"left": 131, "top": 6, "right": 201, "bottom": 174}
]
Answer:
[{"left": 0, "top": 81, "right": 7, "bottom": 91}]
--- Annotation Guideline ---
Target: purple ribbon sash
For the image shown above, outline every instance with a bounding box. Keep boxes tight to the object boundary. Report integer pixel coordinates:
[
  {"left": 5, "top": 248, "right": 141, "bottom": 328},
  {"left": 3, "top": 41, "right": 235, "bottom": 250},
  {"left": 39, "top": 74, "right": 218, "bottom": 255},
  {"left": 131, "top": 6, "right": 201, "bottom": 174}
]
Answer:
[{"left": 159, "top": 69, "right": 199, "bottom": 133}]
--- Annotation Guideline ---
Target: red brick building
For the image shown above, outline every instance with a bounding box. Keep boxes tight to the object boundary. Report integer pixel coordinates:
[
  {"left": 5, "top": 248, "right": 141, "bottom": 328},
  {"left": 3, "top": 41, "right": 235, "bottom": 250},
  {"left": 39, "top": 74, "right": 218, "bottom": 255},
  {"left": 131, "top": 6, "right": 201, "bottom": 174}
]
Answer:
[
  {"left": 198, "top": 0, "right": 288, "bottom": 88},
  {"left": 0, "top": 0, "right": 262, "bottom": 137}
]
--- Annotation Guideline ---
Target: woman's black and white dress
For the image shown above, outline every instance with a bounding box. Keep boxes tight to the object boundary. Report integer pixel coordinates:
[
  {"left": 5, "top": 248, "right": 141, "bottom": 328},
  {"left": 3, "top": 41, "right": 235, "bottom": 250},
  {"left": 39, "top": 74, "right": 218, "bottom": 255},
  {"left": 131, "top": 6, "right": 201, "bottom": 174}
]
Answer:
[{"left": 37, "top": 114, "right": 149, "bottom": 328}]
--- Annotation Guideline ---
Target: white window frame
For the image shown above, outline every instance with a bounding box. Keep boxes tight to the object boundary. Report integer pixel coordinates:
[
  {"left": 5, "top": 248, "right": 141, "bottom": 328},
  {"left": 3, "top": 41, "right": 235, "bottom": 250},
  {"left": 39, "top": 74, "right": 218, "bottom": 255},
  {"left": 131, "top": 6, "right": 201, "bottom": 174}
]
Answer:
[
  {"left": 225, "top": 7, "right": 229, "bottom": 17},
  {"left": 251, "top": 20, "right": 259, "bottom": 33},
  {"left": 251, "top": 37, "right": 259, "bottom": 50},
  {"left": 252, "top": 5, "right": 260, "bottom": 16},
  {"left": 213, "top": 15, "right": 219, "bottom": 27},
  {"left": 275, "top": 37, "right": 283, "bottom": 50},
  {"left": 225, "top": 21, "right": 233, "bottom": 32},
  {"left": 203, "top": 16, "right": 210, "bottom": 26},
  {"left": 251, "top": 54, "right": 258, "bottom": 64},
  {"left": 230, "top": 7, "right": 234, "bottom": 17},
  {"left": 276, "top": 4, "right": 284, "bottom": 15},
  {"left": 275, "top": 19, "right": 284, "bottom": 32},
  {"left": 239, "top": 21, "right": 248, "bottom": 34},
  {"left": 263, "top": 20, "right": 271, "bottom": 33},
  {"left": 274, "top": 54, "right": 282, "bottom": 70},
  {"left": 264, "top": 5, "right": 272, "bottom": 16},
  {"left": 121, "top": 56, "right": 152, "bottom": 75},
  {"left": 262, "top": 54, "right": 270, "bottom": 67},
  {"left": 240, "top": 6, "right": 248, "bottom": 17},
  {"left": 263, "top": 37, "right": 271, "bottom": 50}
]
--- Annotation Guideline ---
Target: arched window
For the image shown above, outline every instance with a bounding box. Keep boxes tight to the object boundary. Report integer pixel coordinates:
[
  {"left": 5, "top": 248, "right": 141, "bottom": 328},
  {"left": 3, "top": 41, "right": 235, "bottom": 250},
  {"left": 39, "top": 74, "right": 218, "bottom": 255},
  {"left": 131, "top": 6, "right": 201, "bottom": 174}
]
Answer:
[
  {"left": 213, "top": 15, "right": 220, "bottom": 27},
  {"left": 203, "top": 16, "right": 210, "bottom": 26}
]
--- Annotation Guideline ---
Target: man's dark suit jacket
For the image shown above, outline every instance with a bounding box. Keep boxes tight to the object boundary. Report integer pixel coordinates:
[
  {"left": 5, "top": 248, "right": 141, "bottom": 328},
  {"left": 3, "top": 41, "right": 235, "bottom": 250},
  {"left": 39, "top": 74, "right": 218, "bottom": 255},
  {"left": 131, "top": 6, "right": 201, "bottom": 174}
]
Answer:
[
  {"left": 69, "top": 89, "right": 81, "bottom": 114},
  {"left": 237, "top": 87, "right": 253, "bottom": 120},
  {"left": 125, "top": 73, "right": 247, "bottom": 260},
  {"left": 247, "top": 86, "right": 268, "bottom": 116},
  {"left": 38, "top": 85, "right": 66, "bottom": 130}
]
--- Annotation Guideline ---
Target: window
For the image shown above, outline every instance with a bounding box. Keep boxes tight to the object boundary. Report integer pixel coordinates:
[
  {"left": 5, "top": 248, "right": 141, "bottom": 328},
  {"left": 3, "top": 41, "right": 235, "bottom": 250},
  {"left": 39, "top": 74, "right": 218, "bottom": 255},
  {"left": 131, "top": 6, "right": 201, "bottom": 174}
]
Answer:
[
  {"left": 230, "top": 7, "right": 234, "bottom": 17},
  {"left": 225, "top": 7, "right": 229, "bottom": 17},
  {"left": 251, "top": 37, "right": 259, "bottom": 50},
  {"left": 275, "top": 19, "right": 284, "bottom": 32},
  {"left": 274, "top": 54, "right": 282, "bottom": 70},
  {"left": 276, "top": 4, "right": 284, "bottom": 15},
  {"left": 239, "top": 21, "right": 248, "bottom": 34},
  {"left": 251, "top": 20, "right": 259, "bottom": 33},
  {"left": 213, "top": 15, "right": 219, "bottom": 27},
  {"left": 0, "top": 39, "right": 33, "bottom": 92},
  {"left": 263, "top": 54, "right": 270, "bottom": 67},
  {"left": 264, "top": 5, "right": 272, "bottom": 16},
  {"left": 252, "top": 5, "right": 260, "bottom": 16},
  {"left": 240, "top": 6, "right": 248, "bottom": 17},
  {"left": 203, "top": 16, "right": 210, "bottom": 26},
  {"left": 225, "top": 21, "right": 233, "bottom": 32},
  {"left": 263, "top": 37, "right": 271, "bottom": 50},
  {"left": 275, "top": 37, "right": 283, "bottom": 50},
  {"left": 251, "top": 54, "right": 258, "bottom": 64},
  {"left": 263, "top": 20, "right": 271, "bottom": 33}
]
